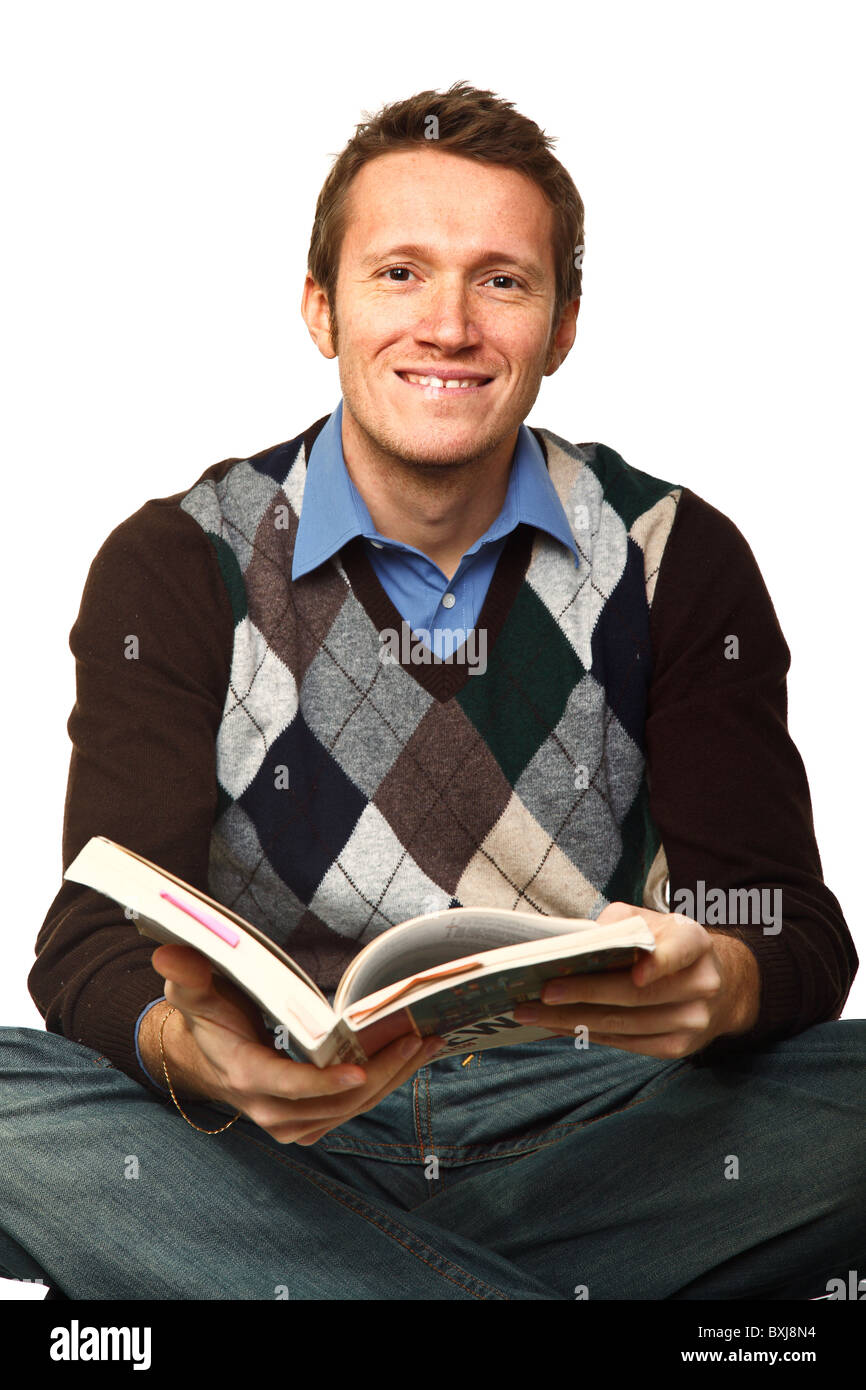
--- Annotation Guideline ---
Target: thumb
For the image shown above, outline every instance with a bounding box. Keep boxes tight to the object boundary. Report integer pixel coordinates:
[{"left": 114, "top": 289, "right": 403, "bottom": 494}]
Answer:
[
  {"left": 152, "top": 943, "right": 267, "bottom": 1041},
  {"left": 596, "top": 900, "right": 642, "bottom": 925},
  {"left": 151, "top": 943, "right": 214, "bottom": 998}
]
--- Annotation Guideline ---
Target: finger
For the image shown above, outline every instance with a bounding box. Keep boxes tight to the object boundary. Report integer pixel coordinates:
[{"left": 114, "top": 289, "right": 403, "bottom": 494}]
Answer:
[
  {"left": 539, "top": 950, "right": 715, "bottom": 1009},
  {"left": 287, "top": 1035, "right": 442, "bottom": 1132},
  {"left": 155, "top": 944, "right": 270, "bottom": 1029},
  {"left": 152, "top": 942, "right": 215, "bottom": 993},
  {"left": 537, "top": 972, "right": 644, "bottom": 1008},
  {"left": 638, "top": 917, "right": 706, "bottom": 983},
  {"left": 163, "top": 970, "right": 265, "bottom": 1044},
  {"left": 250, "top": 1031, "right": 433, "bottom": 1108},
  {"left": 209, "top": 1044, "right": 370, "bottom": 1135},
  {"left": 292, "top": 1040, "right": 440, "bottom": 1139},
  {"left": 356, "top": 1035, "right": 443, "bottom": 1113},
  {"left": 514, "top": 999, "right": 712, "bottom": 1037},
  {"left": 153, "top": 944, "right": 279, "bottom": 1048},
  {"left": 294, "top": 1125, "right": 333, "bottom": 1146},
  {"left": 247, "top": 1048, "right": 370, "bottom": 1103},
  {"left": 245, "top": 1035, "right": 443, "bottom": 1139}
]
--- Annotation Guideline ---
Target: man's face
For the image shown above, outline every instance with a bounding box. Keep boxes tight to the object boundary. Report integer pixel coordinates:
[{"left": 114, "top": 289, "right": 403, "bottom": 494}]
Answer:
[{"left": 304, "top": 148, "right": 578, "bottom": 471}]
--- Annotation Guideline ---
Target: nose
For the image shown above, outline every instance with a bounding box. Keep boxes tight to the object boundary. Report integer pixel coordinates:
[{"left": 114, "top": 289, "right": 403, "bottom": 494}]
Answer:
[{"left": 413, "top": 276, "right": 483, "bottom": 353}]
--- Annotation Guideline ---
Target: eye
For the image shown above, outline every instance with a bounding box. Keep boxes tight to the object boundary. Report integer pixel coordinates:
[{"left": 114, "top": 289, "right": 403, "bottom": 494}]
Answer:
[{"left": 378, "top": 267, "right": 524, "bottom": 289}]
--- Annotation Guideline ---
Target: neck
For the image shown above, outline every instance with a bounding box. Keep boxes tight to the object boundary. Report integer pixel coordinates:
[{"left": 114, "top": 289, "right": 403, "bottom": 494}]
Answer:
[{"left": 340, "top": 415, "right": 518, "bottom": 581}]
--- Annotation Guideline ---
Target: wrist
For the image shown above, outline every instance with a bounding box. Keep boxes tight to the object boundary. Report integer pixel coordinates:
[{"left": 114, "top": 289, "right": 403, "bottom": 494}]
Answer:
[
  {"left": 709, "top": 931, "right": 761, "bottom": 1038},
  {"left": 146, "top": 1001, "right": 243, "bottom": 1137},
  {"left": 135, "top": 998, "right": 170, "bottom": 1093},
  {"left": 140, "top": 1000, "right": 211, "bottom": 1103}
]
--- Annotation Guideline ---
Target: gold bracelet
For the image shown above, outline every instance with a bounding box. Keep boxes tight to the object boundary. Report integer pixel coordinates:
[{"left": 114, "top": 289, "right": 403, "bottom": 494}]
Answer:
[{"left": 158, "top": 1005, "right": 242, "bottom": 1134}]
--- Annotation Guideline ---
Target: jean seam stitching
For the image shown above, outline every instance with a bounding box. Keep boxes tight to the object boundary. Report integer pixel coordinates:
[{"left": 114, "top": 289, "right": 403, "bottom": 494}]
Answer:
[
  {"left": 232, "top": 1127, "right": 512, "bottom": 1299},
  {"left": 423, "top": 1067, "right": 442, "bottom": 1196},
  {"left": 424, "top": 1068, "right": 435, "bottom": 1160},
  {"left": 411, "top": 1071, "right": 425, "bottom": 1162}
]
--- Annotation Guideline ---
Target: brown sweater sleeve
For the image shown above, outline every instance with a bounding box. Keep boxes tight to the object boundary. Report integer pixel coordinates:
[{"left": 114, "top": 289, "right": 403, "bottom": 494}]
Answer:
[
  {"left": 646, "top": 487, "right": 858, "bottom": 1059},
  {"left": 28, "top": 495, "right": 234, "bottom": 1093}
]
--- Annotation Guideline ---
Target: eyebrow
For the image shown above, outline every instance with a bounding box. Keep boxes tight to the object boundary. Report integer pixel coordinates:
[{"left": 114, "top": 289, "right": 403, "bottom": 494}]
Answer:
[{"left": 358, "top": 243, "right": 547, "bottom": 285}]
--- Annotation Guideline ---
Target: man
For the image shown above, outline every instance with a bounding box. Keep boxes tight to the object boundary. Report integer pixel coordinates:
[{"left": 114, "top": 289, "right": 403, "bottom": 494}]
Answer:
[{"left": 3, "top": 81, "right": 863, "bottom": 1300}]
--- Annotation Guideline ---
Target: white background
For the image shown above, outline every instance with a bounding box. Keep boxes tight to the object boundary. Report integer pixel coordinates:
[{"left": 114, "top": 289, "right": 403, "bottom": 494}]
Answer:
[{"left": 1, "top": 0, "right": 863, "bottom": 1299}]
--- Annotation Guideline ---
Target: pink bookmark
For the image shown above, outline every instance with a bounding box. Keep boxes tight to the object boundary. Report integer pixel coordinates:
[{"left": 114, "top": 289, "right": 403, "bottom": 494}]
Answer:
[{"left": 160, "top": 891, "right": 240, "bottom": 948}]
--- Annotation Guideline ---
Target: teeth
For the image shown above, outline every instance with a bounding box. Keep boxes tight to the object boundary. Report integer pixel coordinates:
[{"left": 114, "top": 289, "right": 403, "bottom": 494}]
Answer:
[{"left": 403, "top": 373, "right": 485, "bottom": 389}]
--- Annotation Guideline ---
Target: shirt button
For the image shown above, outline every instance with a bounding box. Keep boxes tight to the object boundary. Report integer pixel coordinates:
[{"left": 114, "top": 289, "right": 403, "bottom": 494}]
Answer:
[
  {"left": 442, "top": 593, "right": 456, "bottom": 608},
  {"left": 369, "top": 539, "right": 384, "bottom": 549}
]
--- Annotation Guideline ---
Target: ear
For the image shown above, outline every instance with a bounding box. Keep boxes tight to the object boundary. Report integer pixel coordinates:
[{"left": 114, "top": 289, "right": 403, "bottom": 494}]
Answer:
[
  {"left": 544, "top": 297, "right": 580, "bottom": 376},
  {"left": 301, "top": 274, "right": 337, "bottom": 359}
]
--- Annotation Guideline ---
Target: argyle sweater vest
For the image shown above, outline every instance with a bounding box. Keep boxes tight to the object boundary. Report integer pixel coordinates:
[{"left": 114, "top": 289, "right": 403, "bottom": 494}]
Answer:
[{"left": 179, "top": 417, "right": 682, "bottom": 999}]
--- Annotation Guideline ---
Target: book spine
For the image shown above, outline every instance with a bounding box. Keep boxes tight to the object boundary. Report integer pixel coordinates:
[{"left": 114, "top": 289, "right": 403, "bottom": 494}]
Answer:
[{"left": 324, "top": 1017, "right": 368, "bottom": 1067}]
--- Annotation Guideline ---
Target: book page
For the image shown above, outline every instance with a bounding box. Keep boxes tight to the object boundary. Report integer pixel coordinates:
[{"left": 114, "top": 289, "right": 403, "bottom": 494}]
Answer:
[
  {"left": 338, "top": 908, "right": 609, "bottom": 1008},
  {"left": 343, "top": 927, "right": 653, "bottom": 1033}
]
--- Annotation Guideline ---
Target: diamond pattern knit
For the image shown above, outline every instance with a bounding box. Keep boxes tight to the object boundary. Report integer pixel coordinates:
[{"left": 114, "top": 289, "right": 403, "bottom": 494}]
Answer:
[{"left": 178, "top": 416, "right": 681, "bottom": 997}]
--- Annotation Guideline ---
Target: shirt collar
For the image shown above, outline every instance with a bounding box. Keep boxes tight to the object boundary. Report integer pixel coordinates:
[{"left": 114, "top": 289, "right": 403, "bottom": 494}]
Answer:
[{"left": 292, "top": 398, "right": 580, "bottom": 580}]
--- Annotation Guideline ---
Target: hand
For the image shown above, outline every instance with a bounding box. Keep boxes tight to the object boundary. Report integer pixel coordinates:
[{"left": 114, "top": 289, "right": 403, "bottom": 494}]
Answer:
[
  {"left": 512, "top": 902, "right": 761, "bottom": 1059},
  {"left": 142, "top": 943, "right": 443, "bottom": 1145}
]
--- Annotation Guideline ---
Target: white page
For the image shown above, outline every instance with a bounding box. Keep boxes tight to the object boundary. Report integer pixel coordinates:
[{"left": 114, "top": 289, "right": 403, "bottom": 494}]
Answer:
[{"left": 340, "top": 908, "right": 604, "bottom": 1005}]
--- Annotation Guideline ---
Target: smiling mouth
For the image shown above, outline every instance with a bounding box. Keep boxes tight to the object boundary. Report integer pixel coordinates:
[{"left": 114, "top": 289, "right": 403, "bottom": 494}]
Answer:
[{"left": 396, "top": 371, "right": 493, "bottom": 392}]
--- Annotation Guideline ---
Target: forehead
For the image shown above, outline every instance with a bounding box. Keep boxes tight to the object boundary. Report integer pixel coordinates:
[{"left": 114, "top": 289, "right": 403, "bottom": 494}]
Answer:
[{"left": 341, "top": 149, "right": 555, "bottom": 268}]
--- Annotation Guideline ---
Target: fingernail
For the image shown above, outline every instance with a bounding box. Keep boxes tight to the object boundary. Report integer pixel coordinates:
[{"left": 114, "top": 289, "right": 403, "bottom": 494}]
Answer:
[
  {"left": 338, "top": 1070, "right": 365, "bottom": 1086},
  {"left": 513, "top": 1007, "right": 539, "bottom": 1022},
  {"left": 399, "top": 1036, "right": 423, "bottom": 1060}
]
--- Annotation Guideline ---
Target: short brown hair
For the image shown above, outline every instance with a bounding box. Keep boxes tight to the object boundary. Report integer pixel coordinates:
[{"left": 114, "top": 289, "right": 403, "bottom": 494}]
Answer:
[{"left": 307, "top": 80, "right": 585, "bottom": 353}]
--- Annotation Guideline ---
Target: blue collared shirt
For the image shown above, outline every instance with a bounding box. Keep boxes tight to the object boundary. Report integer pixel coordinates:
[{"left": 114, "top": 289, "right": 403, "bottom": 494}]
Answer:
[{"left": 293, "top": 399, "right": 580, "bottom": 658}]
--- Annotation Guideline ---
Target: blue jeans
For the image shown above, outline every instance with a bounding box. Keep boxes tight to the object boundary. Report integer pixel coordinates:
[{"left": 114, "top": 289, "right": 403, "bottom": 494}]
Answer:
[{"left": 0, "top": 1020, "right": 863, "bottom": 1300}]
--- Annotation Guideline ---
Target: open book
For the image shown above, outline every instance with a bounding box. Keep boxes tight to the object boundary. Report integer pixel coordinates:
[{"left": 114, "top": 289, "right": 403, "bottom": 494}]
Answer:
[{"left": 65, "top": 836, "right": 656, "bottom": 1067}]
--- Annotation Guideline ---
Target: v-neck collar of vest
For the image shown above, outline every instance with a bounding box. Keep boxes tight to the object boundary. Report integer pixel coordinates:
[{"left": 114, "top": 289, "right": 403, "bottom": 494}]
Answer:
[
  {"left": 341, "top": 522, "right": 535, "bottom": 702},
  {"left": 300, "top": 417, "right": 549, "bottom": 703}
]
